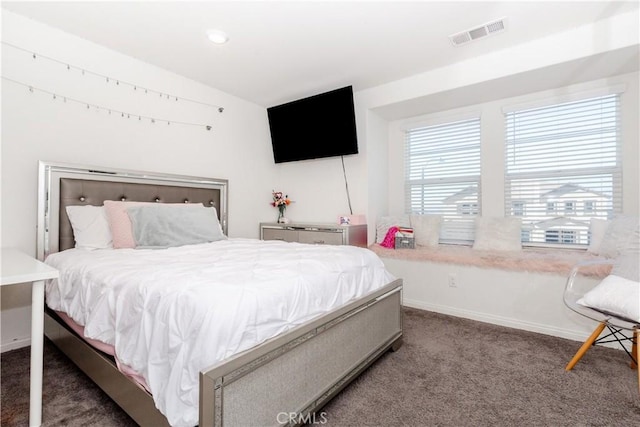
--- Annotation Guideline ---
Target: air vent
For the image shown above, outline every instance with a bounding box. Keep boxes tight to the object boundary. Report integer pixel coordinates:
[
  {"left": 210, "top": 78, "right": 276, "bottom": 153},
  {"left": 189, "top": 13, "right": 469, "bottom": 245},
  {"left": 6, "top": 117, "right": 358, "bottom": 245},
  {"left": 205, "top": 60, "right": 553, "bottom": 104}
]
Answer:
[{"left": 449, "top": 17, "right": 507, "bottom": 46}]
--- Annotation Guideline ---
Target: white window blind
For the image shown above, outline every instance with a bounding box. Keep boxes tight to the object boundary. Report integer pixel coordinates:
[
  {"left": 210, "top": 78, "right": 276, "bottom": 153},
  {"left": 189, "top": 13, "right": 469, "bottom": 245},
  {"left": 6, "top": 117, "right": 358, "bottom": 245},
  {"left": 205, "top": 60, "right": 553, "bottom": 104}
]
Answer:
[
  {"left": 405, "top": 117, "right": 481, "bottom": 243},
  {"left": 505, "top": 94, "right": 621, "bottom": 247}
]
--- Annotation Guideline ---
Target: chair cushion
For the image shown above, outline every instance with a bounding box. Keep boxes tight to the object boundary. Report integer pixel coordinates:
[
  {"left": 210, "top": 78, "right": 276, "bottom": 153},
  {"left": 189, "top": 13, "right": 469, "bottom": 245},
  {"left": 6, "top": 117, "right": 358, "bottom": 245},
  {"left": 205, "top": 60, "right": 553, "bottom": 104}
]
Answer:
[{"left": 577, "top": 274, "right": 640, "bottom": 323}]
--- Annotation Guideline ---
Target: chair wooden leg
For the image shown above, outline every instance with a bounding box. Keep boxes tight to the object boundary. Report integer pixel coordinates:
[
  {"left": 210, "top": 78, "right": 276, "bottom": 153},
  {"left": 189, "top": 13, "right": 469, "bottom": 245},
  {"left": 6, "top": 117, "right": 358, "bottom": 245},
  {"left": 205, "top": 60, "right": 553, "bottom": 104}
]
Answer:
[
  {"left": 632, "top": 329, "right": 638, "bottom": 370},
  {"left": 634, "top": 329, "right": 640, "bottom": 394},
  {"left": 566, "top": 322, "right": 607, "bottom": 371}
]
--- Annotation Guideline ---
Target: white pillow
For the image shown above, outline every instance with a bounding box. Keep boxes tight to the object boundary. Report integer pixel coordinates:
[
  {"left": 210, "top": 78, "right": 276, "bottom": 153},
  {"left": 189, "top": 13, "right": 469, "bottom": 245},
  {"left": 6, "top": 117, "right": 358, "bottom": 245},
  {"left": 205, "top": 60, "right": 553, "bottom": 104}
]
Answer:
[
  {"left": 376, "top": 215, "right": 410, "bottom": 244},
  {"left": 586, "top": 218, "right": 610, "bottom": 254},
  {"left": 611, "top": 252, "right": 640, "bottom": 283},
  {"left": 472, "top": 217, "right": 522, "bottom": 251},
  {"left": 65, "top": 205, "right": 113, "bottom": 250},
  {"left": 598, "top": 215, "right": 640, "bottom": 258},
  {"left": 578, "top": 274, "right": 640, "bottom": 322},
  {"left": 410, "top": 214, "right": 441, "bottom": 247}
]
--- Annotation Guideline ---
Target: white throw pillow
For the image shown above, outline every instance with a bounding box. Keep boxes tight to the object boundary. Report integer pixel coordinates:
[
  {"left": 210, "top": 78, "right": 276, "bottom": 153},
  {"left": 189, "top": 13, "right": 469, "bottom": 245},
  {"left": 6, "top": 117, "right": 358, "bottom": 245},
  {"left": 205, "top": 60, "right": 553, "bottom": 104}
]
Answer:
[
  {"left": 598, "top": 215, "right": 640, "bottom": 258},
  {"left": 376, "top": 215, "right": 410, "bottom": 244},
  {"left": 410, "top": 214, "right": 441, "bottom": 247},
  {"left": 611, "top": 252, "right": 640, "bottom": 283},
  {"left": 586, "top": 218, "right": 610, "bottom": 254},
  {"left": 472, "top": 217, "right": 522, "bottom": 251},
  {"left": 578, "top": 274, "right": 640, "bottom": 322},
  {"left": 65, "top": 205, "right": 113, "bottom": 250}
]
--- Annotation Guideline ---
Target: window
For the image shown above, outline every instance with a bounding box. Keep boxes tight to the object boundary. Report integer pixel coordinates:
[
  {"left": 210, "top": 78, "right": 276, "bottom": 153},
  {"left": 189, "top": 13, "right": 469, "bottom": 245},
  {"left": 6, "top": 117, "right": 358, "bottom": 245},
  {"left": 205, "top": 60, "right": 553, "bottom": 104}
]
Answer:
[
  {"left": 545, "top": 230, "right": 577, "bottom": 244},
  {"left": 405, "top": 117, "right": 481, "bottom": 243},
  {"left": 564, "top": 201, "right": 575, "bottom": 214},
  {"left": 546, "top": 202, "right": 556, "bottom": 214},
  {"left": 512, "top": 201, "right": 525, "bottom": 216},
  {"left": 584, "top": 201, "right": 595, "bottom": 213},
  {"left": 505, "top": 93, "right": 621, "bottom": 247}
]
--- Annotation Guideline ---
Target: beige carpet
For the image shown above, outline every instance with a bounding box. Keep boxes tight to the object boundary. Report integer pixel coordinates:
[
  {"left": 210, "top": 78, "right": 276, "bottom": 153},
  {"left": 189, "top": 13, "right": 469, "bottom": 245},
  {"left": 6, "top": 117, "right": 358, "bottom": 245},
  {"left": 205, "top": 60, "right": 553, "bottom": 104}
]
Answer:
[{"left": 2, "top": 307, "right": 639, "bottom": 426}]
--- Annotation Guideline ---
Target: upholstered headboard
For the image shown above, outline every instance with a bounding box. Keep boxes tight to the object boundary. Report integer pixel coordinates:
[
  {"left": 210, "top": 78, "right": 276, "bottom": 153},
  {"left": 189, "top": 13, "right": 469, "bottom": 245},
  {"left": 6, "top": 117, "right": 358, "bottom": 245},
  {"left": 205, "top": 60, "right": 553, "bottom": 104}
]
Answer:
[
  {"left": 38, "top": 161, "right": 228, "bottom": 259},
  {"left": 58, "top": 178, "right": 223, "bottom": 252}
]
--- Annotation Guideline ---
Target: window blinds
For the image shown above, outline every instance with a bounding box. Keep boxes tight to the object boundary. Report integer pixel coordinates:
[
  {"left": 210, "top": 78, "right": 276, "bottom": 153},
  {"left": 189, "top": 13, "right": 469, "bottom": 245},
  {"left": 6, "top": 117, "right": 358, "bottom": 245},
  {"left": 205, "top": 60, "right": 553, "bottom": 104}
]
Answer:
[
  {"left": 504, "top": 94, "right": 621, "bottom": 247},
  {"left": 405, "top": 117, "right": 481, "bottom": 243}
]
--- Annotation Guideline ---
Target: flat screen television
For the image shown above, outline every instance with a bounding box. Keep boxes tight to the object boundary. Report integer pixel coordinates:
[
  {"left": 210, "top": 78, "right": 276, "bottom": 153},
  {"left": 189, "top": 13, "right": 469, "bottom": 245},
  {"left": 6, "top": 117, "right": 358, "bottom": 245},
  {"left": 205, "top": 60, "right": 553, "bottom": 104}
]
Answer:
[{"left": 267, "top": 86, "right": 358, "bottom": 163}]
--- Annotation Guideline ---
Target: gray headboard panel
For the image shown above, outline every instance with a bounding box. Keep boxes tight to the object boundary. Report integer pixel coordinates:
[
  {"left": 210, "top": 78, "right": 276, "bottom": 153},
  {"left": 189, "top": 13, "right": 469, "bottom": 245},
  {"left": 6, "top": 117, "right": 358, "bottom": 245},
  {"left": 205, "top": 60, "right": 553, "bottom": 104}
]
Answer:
[{"left": 38, "top": 161, "right": 228, "bottom": 260}]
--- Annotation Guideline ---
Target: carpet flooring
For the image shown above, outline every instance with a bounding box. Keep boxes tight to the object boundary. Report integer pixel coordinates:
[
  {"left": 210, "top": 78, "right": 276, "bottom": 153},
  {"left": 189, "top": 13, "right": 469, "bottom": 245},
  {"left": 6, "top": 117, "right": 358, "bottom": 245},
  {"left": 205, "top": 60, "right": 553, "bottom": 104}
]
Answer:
[{"left": 2, "top": 307, "right": 639, "bottom": 426}]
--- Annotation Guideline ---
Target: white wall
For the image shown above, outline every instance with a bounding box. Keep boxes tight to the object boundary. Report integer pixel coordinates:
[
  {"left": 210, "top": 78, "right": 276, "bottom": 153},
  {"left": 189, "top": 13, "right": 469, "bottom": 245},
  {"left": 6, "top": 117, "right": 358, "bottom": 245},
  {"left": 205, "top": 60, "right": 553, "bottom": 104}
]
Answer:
[
  {"left": 0, "top": 10, "right": 278, "bottom": 351},
  {"left": 357, "top": 10, "right": 639, "bottom": 112},
  {"left": 386, "top": 258, "right": 604, "bottom": 344}
]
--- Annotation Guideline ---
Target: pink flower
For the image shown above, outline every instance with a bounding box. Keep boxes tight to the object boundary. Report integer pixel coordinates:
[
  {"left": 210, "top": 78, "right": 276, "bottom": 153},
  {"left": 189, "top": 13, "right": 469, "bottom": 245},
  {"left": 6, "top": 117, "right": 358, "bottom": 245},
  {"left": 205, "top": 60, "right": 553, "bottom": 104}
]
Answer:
[{"left": 271, "top": 190, "right": 292, "bottom": 208}]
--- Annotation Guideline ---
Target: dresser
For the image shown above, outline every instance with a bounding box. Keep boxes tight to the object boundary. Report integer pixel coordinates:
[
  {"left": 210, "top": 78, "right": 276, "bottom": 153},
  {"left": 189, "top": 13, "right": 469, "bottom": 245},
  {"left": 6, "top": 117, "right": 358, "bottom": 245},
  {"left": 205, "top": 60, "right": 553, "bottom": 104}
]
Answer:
[{"left": 260, "top": 222, "right": 367, "bottom": 247}]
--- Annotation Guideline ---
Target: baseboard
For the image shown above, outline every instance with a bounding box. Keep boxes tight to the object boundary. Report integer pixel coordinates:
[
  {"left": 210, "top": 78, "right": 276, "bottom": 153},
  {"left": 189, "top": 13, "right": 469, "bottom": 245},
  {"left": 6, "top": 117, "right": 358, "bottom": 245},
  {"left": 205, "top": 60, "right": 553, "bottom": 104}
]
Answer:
[
  {"left": 1, "top": 337, "right": 30, "bottom": 353},
  {"left": 402, "top": 298, "right": 624, "bottom": 349}
]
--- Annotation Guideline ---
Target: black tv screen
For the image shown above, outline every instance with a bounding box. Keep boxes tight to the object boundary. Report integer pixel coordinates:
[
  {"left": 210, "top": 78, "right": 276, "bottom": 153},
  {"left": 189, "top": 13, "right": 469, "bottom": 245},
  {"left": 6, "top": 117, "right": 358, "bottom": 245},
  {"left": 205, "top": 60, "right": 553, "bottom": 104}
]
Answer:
[{"left": 267, "top": 86, "right": 358, "bottom": 163}]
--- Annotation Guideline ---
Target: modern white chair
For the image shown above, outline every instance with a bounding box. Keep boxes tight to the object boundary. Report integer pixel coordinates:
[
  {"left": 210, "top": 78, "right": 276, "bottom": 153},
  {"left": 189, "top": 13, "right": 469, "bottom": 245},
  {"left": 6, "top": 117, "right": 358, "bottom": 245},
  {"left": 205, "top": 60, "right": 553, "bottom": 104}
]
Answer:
[{"left": 563, "top": 260, "right": 639, "bottom": 392}]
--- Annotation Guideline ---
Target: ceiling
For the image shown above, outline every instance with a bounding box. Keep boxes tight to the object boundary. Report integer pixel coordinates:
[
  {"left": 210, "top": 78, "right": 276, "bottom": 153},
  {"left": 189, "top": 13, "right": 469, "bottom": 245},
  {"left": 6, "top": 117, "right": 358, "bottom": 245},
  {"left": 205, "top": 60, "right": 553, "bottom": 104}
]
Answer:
[{"left": 2, "top": 1, "right": 639, "bottom": 108}]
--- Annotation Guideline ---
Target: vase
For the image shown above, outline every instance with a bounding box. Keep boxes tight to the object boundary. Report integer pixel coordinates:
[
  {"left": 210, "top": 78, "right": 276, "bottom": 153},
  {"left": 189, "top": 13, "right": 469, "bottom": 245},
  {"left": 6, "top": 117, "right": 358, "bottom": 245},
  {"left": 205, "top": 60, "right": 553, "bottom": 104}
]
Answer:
[{"left": 277, "top": 206, "right": 287, "bottom": 223}]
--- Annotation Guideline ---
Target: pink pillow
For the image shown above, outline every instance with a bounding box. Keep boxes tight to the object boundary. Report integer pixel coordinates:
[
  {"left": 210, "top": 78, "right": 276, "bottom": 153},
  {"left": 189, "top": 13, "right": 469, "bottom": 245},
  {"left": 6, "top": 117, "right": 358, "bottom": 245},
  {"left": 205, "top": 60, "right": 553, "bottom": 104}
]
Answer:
[{"left": 103, "top": 201, "right": 204, "bottom": 249}]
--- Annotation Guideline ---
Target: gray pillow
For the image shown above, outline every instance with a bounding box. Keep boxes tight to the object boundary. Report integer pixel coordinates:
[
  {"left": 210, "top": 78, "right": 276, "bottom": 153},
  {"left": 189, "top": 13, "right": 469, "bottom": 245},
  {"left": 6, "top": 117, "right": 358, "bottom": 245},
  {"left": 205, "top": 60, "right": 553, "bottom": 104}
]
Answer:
[{"left": 127, "top": 204, "right": 226, "bottom": 248}]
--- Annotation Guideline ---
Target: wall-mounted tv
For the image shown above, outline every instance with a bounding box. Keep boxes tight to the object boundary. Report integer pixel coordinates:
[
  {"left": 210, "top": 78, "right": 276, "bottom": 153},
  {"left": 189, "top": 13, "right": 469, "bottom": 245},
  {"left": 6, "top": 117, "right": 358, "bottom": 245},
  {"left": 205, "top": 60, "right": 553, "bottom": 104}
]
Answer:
[{"left": 267, "top": 86, "right": 358, "bottom": 163}]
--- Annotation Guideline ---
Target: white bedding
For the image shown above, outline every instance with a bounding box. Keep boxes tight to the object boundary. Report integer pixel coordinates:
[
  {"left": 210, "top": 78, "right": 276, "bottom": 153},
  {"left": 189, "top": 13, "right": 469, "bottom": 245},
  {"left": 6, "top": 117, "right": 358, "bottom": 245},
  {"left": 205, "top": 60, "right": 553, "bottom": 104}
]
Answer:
[{"left": 45, "top": 238, "right": 395, "bottom": 427}]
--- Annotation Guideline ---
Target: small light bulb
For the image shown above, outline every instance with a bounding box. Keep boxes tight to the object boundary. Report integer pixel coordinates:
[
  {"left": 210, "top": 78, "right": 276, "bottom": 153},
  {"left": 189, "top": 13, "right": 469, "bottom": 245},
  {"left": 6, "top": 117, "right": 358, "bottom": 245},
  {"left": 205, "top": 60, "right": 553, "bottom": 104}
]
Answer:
[{"left": 206, "top": 29, "right": 229, "bottom": 44}]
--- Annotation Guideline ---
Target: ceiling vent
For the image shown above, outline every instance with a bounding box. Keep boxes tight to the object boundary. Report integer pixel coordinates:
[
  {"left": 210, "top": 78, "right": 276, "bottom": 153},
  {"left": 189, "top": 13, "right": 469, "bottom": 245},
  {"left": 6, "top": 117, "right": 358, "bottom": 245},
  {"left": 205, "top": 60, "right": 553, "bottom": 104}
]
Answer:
[{"left": 449, "top": 17, "right": 507, "bottom": 46}]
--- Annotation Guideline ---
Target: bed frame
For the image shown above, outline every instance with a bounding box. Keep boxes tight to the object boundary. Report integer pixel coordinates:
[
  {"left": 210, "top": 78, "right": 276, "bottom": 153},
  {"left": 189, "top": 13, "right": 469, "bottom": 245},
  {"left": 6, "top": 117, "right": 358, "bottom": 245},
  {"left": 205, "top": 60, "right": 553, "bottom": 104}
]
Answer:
[{"left": 36, "top": 161, "right": 403, "bottom": 427}]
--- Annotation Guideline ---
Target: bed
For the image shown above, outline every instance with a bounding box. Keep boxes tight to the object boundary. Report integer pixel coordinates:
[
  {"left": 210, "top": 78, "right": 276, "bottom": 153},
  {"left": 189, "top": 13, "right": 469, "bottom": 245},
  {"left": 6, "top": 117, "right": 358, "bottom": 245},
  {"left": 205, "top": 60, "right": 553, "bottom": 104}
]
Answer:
[{"left": 36, "top": 161, "right": 403, "bottom": 427}]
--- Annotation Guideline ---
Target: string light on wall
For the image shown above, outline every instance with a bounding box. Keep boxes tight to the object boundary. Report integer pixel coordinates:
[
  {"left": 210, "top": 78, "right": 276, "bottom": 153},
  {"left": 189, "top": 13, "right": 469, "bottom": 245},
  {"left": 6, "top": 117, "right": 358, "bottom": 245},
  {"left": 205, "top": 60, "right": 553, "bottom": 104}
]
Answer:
[
  {"left": 2, "top": 76, "right": 213, "bottom": 131},
  {"left": 1, "top": 41, "right": 224, "bottom": 129}
]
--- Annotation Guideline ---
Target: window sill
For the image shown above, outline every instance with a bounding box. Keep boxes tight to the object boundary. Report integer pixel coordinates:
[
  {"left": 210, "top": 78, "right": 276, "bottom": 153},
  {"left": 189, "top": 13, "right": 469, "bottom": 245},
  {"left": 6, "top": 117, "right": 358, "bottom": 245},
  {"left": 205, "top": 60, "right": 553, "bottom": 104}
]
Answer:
[{"left": 369, "top": 244, "right": 611, "bottom": 278}]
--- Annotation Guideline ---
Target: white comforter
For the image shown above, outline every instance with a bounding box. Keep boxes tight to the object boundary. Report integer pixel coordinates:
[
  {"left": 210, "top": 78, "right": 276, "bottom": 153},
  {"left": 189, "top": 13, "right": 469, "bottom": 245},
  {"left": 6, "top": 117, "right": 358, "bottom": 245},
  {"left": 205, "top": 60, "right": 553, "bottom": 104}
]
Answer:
[{"left": 45, "top": 238, "right": 394, "bottom": 426}]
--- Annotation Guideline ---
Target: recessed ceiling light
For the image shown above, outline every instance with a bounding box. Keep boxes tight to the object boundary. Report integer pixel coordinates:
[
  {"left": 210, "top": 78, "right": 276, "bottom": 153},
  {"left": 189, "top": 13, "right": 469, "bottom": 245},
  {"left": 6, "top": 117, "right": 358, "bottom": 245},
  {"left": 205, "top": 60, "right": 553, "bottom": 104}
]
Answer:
[{"left": 206, "top": 29, "right": 229, "bottom": 45}]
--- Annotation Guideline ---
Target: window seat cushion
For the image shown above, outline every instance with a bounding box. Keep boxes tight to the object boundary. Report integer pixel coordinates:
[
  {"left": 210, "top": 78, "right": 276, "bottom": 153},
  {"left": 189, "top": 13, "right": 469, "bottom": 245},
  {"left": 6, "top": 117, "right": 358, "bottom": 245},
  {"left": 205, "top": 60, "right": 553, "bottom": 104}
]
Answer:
[{"left": 369, "top": 244, "right": 611, "bottom": 278}]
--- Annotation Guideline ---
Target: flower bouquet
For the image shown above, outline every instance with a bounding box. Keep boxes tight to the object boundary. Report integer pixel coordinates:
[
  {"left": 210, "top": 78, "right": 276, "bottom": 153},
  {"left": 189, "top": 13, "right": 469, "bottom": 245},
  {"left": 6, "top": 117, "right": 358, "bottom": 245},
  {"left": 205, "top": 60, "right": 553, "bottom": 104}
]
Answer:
[{"left": 271, "top": 191, "right": 291, "bottom": 223}]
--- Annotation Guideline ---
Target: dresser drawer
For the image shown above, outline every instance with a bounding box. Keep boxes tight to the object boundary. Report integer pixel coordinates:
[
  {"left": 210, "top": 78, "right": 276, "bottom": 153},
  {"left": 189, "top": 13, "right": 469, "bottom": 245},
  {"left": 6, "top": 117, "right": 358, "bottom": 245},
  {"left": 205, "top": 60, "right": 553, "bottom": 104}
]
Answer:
[
  {"left": 262, "top": 228, "right": 298, "bottom": 242},
  {"left": 297, "top": 230, "right": 344, "bottom": 245}
]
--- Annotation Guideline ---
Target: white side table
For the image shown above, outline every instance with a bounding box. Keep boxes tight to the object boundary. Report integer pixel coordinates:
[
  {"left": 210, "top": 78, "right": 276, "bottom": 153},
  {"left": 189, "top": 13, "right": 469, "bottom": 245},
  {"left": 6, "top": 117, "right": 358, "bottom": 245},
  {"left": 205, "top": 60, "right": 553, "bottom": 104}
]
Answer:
[{"left": 1, "top": 248, "right": 59, "bottom": 427}]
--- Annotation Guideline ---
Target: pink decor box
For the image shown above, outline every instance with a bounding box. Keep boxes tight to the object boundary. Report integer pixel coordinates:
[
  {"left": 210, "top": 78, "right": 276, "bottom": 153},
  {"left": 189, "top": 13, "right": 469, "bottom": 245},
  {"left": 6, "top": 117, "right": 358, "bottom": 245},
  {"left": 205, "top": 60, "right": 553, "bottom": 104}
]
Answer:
[{"left": 337, "top": 214, "right": 366, "bottom": 225}]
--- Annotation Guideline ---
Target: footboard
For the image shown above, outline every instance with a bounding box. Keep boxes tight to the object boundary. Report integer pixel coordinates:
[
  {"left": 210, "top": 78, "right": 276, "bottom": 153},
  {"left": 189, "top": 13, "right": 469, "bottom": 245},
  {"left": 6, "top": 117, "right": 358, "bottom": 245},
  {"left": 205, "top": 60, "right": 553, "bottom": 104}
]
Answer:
[{"left": 199, "top": 279, "right": 403, "bottom": 427}]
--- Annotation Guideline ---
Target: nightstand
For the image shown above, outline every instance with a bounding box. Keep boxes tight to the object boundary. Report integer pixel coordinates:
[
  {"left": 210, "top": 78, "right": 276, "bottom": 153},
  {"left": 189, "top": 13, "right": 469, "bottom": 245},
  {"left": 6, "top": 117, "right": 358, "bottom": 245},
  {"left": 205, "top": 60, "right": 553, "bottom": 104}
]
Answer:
[{"left": 1, "top": 248, "right": 59, "bottom": 427}]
